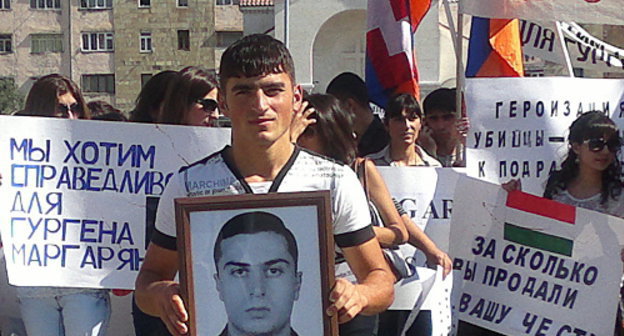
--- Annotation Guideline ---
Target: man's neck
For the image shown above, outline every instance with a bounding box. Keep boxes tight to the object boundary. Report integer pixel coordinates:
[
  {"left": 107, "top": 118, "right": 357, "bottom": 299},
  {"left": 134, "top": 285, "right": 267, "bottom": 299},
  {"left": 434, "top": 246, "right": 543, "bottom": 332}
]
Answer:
[
  {"left": 226, "top": 323, "right": 294, "bottom": 336},
  {"left": 389, "top": 141, "right": 418, "bottom": 165},
  {"left": 435, "top": 138, "right": 459, "bottom": 156},
  {"left": 230, "top": 136, "right": 295, "bottom": 183}
]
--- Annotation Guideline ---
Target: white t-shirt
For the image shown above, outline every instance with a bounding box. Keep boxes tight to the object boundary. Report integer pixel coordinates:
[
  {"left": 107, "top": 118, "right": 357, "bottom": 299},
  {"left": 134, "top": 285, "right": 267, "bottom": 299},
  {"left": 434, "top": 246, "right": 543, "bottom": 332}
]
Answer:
[
  {"left": 551, "top": 189, "right": 624, "bottom": 218},
  {"left": 152, "top": 146, "right": 374, "bottom": 254}
]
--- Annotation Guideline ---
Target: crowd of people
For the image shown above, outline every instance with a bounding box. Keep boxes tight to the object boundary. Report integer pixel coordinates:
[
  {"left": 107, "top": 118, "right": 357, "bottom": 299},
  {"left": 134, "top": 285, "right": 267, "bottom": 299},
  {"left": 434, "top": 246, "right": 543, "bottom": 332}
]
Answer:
[{"left": 2, "top": 32, "right": 623, "bottom": 336}]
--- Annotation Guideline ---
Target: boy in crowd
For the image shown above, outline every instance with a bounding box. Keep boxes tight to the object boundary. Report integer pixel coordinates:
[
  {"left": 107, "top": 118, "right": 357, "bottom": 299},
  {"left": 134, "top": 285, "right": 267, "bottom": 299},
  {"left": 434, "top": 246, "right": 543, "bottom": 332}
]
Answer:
[{"left": 422, "top": 88, "right": 468, "bottom": 167}]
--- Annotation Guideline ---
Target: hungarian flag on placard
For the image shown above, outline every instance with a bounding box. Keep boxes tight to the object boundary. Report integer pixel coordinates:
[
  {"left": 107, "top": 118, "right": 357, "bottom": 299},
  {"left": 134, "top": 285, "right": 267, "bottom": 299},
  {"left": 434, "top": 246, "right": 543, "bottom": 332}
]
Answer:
[
  {"left": 365, "top": 0, "right": 431, "bottom": 108},
  {"left": 466, "top": 16, "right": 524, "bottom": 78}
]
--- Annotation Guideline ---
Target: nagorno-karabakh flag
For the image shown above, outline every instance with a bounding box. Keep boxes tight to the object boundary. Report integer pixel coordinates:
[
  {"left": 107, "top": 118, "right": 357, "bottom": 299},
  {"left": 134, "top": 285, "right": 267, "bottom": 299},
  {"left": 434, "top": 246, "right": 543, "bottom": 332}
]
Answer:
[
  {"left": 366, "top": 0, "right": 431, "bottom": 108},
  {"left": 466, "top": 16, "right": 525, "bottom": 77}
]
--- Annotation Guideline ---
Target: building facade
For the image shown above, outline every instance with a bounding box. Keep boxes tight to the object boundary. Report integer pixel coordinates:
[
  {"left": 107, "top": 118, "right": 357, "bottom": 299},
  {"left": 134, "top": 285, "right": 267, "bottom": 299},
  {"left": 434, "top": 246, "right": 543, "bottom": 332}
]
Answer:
[{"left": 0, "top": 0, "right": 243, "bottom": 113}]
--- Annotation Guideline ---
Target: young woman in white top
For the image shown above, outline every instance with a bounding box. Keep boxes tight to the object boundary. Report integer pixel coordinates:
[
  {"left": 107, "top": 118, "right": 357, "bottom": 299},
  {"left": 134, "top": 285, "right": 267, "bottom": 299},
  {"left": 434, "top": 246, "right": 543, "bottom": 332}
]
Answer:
[{"left": 505, "top": 110, "right": 624, "bottom": 336}]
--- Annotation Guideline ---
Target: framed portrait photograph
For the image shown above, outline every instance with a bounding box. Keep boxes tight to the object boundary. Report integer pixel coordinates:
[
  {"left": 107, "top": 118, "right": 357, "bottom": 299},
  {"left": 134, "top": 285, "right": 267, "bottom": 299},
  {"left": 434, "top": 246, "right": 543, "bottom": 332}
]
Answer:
[{"left": 175, "top": 191, "right": 336, "bottom": 336}]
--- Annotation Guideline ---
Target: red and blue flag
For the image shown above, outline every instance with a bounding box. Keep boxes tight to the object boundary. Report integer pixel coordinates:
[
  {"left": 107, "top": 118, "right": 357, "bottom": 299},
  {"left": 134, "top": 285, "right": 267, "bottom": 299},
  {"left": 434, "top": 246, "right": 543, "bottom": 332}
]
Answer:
[{"left": 366, "top": 0, "right": 431, "bottom": 108}]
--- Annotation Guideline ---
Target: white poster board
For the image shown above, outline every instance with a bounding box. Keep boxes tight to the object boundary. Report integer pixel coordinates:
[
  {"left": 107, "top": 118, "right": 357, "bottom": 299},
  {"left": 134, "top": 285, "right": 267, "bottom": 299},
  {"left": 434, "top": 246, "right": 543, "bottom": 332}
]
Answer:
[
  {"left": 0, "top": 115, "right": 230, "bottom": 289},
  {"left": 379, "top": 167, "right": 462, "bottom": 335},
  {"left": 521, "top": 20, "right": 624, "bottom": 74},
  {"left": 465, "top": 77, "right": 624, "bottom": 196},
  {"left": 461, "top": 0, "right": 624, "bottom": 25},
  {"left": 450, "top": 175, "right": 624, "bottom": 335}
]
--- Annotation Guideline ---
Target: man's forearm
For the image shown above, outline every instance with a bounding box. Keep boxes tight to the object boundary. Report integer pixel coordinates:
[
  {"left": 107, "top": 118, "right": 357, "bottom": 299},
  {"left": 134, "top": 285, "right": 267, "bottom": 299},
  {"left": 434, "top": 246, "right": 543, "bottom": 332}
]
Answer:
[{"left": 354, "top": 268, "right": 394, "bottom": 315}]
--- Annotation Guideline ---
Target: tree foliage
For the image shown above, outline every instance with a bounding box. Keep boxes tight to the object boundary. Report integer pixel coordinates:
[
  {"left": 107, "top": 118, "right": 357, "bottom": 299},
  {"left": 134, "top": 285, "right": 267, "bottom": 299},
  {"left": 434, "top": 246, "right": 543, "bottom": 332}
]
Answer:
[{"left": 0, "top": 78, "right": 24, "bottom": 115}]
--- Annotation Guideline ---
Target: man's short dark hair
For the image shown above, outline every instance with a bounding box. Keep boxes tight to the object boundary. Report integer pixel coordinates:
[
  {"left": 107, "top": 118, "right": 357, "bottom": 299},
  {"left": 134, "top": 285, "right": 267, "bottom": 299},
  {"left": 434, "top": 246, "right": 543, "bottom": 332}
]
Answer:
[
  {"left": 423, "top": 88, "right": 456, "bottom": 116},
  {"left": 219, "top": 34, "right": 296, "bottom": 89},
  {"left": 326, "top": 72, "right": 369, "bottom": 108},
  {"left": 213, "top": 211, "right": 299, "bottom": 272}
]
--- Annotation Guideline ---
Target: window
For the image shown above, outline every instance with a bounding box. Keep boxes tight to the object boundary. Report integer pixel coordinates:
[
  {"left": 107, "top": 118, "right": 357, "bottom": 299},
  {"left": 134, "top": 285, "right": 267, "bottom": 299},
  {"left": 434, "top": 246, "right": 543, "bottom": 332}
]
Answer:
[
  {"left": 177, "top": 0, "right": 188, "bottom": 6},
  {"left": 140, "top": 74, "right": 152, "bottom": 87},
  {"left": 81, "top": 32, "right": 113, "bottom": 52},
  {"left": 140, "top": 32, "right": 152, "bottom": 53},
  {"left": 82, "top": 74, "right": 115, "bottom": 93},
  {"left": 138, "top": 0, "right": 150, "bottom": 7},
  {"left": 31, "top": 34, "right": 63, "bottom": 53},
  {"left": 216, "top": 0, "right": 239, "bottom": 4},
  {"left": 0, "top": 34, "right": 11, "bottom": 53},
  {"left": 30, "top": 0, "right": 60, "bottom": 9},
  {"left": 0, "top": 0, "right": 10, "bottom": 9},
  {"left": 80, "top": 0, "right": 112, "bottom": 9},
  {"left": 216, "top": 31, "right": 243, "bottom": 48},
  {"left": 178, "top": 30, "right": 190, "bottom": 51}
]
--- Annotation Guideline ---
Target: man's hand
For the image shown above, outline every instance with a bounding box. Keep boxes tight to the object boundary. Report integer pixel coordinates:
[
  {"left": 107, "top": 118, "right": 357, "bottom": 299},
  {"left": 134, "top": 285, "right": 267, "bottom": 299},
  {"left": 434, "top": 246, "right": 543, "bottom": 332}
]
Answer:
[
  {"left": 326, "top": 278, "right": 369, "bottom": 324},
  {"left": 455, "top": 116, "right": 470, "bottom": 145},
  {"left": 502, "top": 179, "right": 522, "bottom": 192},
  {"left": 152, "top": 281, "right": 188, "bottom": 336},
  {"left": 290, "top": 101, "right": 316, "bottom": 143},
  {"left": 425, "top": 247, "right": 452, "bottom": 278}
]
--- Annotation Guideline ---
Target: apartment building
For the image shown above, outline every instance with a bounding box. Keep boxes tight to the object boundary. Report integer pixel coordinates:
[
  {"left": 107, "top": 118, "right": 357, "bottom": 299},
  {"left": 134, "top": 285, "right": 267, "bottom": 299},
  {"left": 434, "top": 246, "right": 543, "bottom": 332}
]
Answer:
[{"left": 0, "top": 0, "right": 243, "bottom": 113}]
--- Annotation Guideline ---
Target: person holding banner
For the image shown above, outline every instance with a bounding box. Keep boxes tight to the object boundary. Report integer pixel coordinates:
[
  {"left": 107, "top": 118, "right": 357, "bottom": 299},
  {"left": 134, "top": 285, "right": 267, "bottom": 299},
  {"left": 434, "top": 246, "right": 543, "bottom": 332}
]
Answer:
[
  {"left": 421, "top": 88, "right": 468, "bottom": 167},
  {"left": 292, "top": 93, "right": 453, "bottom": 335},
  {"left": 132, "top": 65, "right": 219, "bottom": 336},
  {"left": 504, "top": 110, "right": 624, "bottom": 335},
  {"left": 12, "top": 74, "right": 111, "bottom": 336},
  {"left": 135, "top": 34, "right": 395, "bottom": 336}
]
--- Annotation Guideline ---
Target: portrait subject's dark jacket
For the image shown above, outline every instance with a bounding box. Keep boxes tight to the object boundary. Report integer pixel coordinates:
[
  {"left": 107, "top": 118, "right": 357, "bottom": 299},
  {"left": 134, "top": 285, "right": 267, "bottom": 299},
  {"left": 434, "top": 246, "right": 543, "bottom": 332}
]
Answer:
[{"left": 218, "top": 326, "right": 299, "bottom": 336}]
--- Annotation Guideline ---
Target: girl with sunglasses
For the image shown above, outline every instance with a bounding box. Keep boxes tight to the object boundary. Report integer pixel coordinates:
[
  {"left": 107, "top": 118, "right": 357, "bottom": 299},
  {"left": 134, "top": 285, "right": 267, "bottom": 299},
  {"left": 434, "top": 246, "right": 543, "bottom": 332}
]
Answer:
[
  {"left": 18, "top": 74, "right": 91, "bottom": 119},
  {"left": 158, "top": 66, "right": 220, "bottom": 127},
  {"left": 504, "top": 110, "right": 624, "bottom": 336},
  {"left": 12, "top": 74, "right": 111, "bottom": 336}
]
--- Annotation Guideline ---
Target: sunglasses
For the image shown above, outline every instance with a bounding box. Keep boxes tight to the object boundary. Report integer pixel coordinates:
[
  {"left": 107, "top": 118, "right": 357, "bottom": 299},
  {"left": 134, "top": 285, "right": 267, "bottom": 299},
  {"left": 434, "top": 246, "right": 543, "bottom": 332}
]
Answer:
[
  {"left": 56, "top": 103, "right": 82, "bottom": 118},
  {"left": 196, "top": 98, "right": 218, "bottom": 113},
  {"left": 584, "top": 137, "right": 621, "bottom": 152}
]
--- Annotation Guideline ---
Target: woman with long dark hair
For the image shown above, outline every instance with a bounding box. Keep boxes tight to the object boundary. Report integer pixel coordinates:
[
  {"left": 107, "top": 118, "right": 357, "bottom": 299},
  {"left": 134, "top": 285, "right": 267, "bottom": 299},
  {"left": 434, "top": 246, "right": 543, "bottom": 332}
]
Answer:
[
  {"left": 293, "top": 93, "right": 451, "bottom": 336},
  {"left": 158, "top": 66, "right": 219, "bottom": 126},
  {"left": 368, "top": 93, "right": 441, "bottom": 167},
  {"left": 504, "top": 111, "right": 624, "bottom": 336},
  {"left": 14, "top": 74, "right": 111, "bottom": 336},
  {"left": 20, "top": 73, "right": 90, "bottom": 119},
  {"left": 130, "top": 70, "right": 178, "bottom": 123}
]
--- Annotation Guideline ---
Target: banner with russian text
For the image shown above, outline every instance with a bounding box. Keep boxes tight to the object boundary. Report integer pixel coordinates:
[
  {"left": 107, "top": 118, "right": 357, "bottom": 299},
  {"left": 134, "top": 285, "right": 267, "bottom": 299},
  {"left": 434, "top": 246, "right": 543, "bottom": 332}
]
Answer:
[
  {"left": 0, "top": 115, "right": 230, "bottom": 289},
  {"left": 379, "top": 167, "right": 463, "bottom": 334},
  {"left": 521, "top": 20, "right": 624, "bottom": 74},
  {"left": 465, "top": 77, "right": 624, "bottom": 196},
  {"left": 461, "top": 0, "right": 624, "bottom": 26},
  {"left": 450, "top": 175, "right": 624, "bottom": 335}
]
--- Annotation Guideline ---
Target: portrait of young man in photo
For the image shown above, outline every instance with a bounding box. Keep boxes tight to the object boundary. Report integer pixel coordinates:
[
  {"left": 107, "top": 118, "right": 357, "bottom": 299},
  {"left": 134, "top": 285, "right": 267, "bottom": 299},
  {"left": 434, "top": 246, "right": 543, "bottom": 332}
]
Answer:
[{"left": 212, "top": 211, "right": 302, "bottom": 336}]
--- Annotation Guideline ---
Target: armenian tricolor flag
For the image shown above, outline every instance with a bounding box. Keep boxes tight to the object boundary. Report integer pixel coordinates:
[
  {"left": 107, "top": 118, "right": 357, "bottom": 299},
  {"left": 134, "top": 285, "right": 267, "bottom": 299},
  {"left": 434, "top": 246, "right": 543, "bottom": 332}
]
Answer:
[
  {"left": 466, "top": 16, "right": 525, "bottom": 77},
  {"left": 366, "top": 0, "right": 431, "bottom": 108}
]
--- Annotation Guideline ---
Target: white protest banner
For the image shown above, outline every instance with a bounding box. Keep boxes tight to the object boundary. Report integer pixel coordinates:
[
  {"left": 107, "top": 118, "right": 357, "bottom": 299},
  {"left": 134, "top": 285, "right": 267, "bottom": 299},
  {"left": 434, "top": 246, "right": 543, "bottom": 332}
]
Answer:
[
  {"left": 520, "top": 20, "right": 566, "bottom": 65},
  {"left": 521, "top": 20, "right": 624, "bottom": 74},
  {"left": 450, "top": 175, "right": 624, "bottom": 335},
  {"left": 0, "top": 115, "right": 230, "bottom": 289},
  {"left": 461, "top": 0, "right": 624, "bottom": 25},
  {"left": 378, "top": 167, "right": 461, "bottom": 334},
  {"left": 465, "top": 77, "right": 624, "bottom": 196},
  {"left": 561, "top": 22, "right": 624, "bottom": 73}
]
